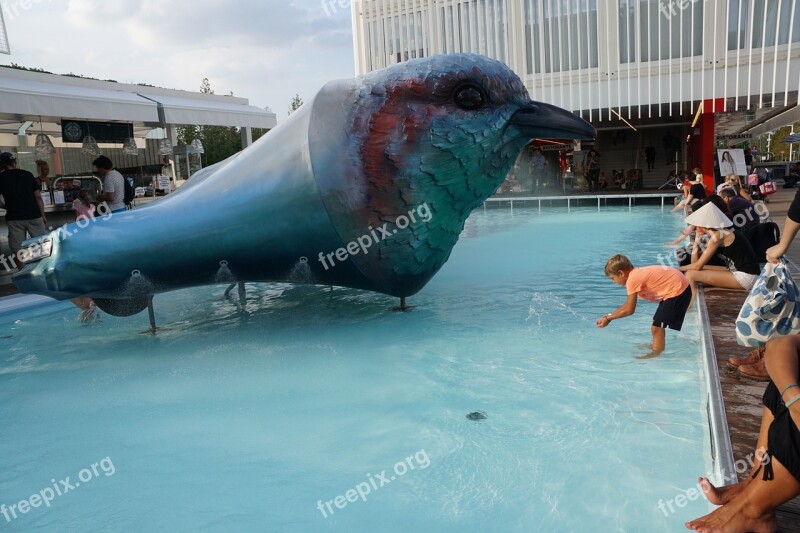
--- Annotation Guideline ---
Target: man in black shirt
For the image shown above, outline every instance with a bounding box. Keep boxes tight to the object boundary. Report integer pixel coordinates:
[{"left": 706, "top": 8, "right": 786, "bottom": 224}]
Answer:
[{"left": 0, "top": 152, "right": 47, "bottom": 268}]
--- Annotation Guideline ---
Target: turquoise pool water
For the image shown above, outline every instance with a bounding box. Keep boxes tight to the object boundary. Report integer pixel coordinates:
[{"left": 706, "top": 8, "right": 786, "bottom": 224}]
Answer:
[{"left": 0, "top": 206, "right": 710, "bottom": 531}]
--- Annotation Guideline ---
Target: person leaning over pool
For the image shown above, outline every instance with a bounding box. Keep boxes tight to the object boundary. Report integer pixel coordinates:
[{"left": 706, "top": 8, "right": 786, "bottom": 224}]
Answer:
[
  {"left": 597, "top": 254, "right": 691, "bottom": 359},
  {"left": 678, "top": 202, "right": 760, "bottom": 307}
]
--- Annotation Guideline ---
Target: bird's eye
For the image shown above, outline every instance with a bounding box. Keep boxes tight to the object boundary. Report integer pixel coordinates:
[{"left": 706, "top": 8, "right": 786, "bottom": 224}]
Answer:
[{"left": 454, "top": 84, "right": 485, "bottom": 110}]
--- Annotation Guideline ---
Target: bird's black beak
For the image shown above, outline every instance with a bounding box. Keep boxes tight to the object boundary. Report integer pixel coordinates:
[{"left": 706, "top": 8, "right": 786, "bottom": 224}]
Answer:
[{"left": 510, "top": 102, "right": 596, "bottom": 142}]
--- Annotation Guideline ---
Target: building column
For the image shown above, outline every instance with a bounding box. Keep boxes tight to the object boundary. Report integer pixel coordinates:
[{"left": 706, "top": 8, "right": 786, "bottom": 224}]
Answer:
[
  {"left": 241, "top": 126, "right": 252, "bottom": 148},
  {"left": 697, "top": 98, "right": 725, "bottom": 192}
]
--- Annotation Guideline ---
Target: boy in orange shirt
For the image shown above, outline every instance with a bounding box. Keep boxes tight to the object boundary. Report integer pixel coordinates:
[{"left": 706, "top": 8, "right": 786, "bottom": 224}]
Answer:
[{"left": 596, "top": 254, "right": 691, "bottom": 358}]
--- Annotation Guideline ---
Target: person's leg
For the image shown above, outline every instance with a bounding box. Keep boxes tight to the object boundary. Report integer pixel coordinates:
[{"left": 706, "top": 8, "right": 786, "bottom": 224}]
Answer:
[
  {"left": 689, "top": 336, "right": 800, "bottom": 530},
  {"left": 684, "top": 269, "right": 744, "bottom": 308},
  {"left": 71, "top": 297, "right": 92, "bottom": 311},
  {"left": 652, "top": 326, "right": 665, "bottom": 353},
  {"left": 6, "top": 221, "right": 27, "bottom": 269},
  {"left": 636, "top": 326, "right": 666, "bottom": 359},
  {"left": 25, "top": 218, "right": 47, "bottom": 238},
  {"left": 700, "top": 406, "right": 774, "bottom": 505},
  {"left": 686, "top": 453, "right": 796, "bottom": 532}
]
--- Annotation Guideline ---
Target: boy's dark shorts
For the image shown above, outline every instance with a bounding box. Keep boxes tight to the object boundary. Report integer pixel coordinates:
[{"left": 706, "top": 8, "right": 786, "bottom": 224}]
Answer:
[{"left": 652, "top": 285, "right": 692, "bottom": 331}]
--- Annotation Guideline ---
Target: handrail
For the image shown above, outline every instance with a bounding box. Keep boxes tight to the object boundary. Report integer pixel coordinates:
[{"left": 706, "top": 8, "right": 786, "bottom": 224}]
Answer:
[
  {"left": 486, "top": 192, "right": 677, "bottom": 201},
  {"left": 483, "top": 192, "right": 678, "bottom": 213}
]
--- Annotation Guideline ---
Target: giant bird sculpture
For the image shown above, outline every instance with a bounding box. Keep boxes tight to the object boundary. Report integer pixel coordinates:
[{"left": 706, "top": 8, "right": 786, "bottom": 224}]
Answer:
[{"left": 13, "top": 54, "right": 594, "bottom": 318}]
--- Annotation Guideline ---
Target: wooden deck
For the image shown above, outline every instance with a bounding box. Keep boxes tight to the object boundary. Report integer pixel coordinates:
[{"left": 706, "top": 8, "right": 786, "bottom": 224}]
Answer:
[{"left": 704, "top": 187, "right": 800, "bottom": 531}]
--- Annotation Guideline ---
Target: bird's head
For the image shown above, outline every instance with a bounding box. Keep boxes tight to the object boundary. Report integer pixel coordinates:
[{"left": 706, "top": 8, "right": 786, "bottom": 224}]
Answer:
[{"left": 309, "top": 54, "right": 595, "bottom": 296}]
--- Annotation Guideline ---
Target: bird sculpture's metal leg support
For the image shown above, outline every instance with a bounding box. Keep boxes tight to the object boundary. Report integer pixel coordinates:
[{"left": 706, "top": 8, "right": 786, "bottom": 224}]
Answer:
[
  {"left": 237, "top": 282, "right": 246, "bottom": 312},
  {"left": 392, "top": 296, "right": 411, "bottom": 312},
  {"left": 224, "top": 283, "right": 236, "bottom": 299},
  {"left": 147, "top": 296, "right": 157, "bottom": 334},
  {"left": 223, "top": 282, "right": 246, "bottom": 314}
]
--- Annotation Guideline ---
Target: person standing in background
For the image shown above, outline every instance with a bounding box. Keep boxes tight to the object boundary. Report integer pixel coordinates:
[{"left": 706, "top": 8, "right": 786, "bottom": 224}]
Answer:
[
  {"left": 34, "top": 160, "right": 53, "bottom": 190},
  {"left": 530, "top": 147, "right": 548, "bottom": 191},
  {"left": 583, "top": 148, "right": 601, "bottom": 192},
  {"left": 645, "top": 146, "right": 656, "bottom": 170},
  {"left": 744, "top": 147, "right": 754, "bottom": 174},
  {"left": 0, "top": 152, "right": 47, "bottom": 269},
  {"left": 92, "top": 155, "right": 126, "bottom": 213},
  {"left": 69, "top": 188, "right": 98, "bottom": 322},
  {"left": 663, "top": 132, "right": 678, "bottom": 164}
]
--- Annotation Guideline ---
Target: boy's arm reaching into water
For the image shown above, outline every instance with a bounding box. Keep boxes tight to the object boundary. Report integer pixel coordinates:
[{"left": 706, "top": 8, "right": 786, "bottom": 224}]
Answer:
[{"left": 596, "top": 293, "right": 637, "bottom": 328}]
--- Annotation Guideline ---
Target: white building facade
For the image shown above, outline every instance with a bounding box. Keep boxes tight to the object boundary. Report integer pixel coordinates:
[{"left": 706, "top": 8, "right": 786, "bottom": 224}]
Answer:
[
  {"left": 351, "top": 0, "right": 800, "bottom": 189},
  {"left": 352, "top": 0, "right": 799, "bottom": 124}
]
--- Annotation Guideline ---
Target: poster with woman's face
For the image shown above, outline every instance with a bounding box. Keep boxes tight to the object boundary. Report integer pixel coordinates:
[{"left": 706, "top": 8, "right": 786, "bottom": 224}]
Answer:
[{"left": 717, "top": 149, "right": 746, "bottom": 177}]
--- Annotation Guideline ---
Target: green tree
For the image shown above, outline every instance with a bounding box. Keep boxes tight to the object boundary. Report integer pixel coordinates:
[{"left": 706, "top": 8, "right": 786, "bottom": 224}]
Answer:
[
  {"left": 770, "top": 123, "right": 800, "bottom": 161},
  {"left": 176, "top": 78, "right": 243, "bottom": 167},
  {"left": 289, "top": 94, "right": 303, "bottom": 115}
]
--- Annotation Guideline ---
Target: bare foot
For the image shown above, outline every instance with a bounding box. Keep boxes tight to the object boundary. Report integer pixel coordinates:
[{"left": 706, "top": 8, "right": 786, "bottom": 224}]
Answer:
[
  {"left": 635, "top": 351, "right": 662, "bottom": 360},
  {"left": 686, "top": 500, "right": 777, "bottom": 532},
  {"left": 698, "top": 477, "right": 750, "bottom": 506}
]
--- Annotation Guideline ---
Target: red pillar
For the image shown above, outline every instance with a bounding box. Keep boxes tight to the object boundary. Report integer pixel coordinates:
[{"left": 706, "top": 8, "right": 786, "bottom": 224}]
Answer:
[{"left": 696, "top": 98, "right": 725, "bottom": 193}]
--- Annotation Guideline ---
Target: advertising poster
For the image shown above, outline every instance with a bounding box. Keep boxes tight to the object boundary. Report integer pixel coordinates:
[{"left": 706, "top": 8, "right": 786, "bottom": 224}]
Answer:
[{"left": 717, "top": 149, "right": 746, "bottom": 177}]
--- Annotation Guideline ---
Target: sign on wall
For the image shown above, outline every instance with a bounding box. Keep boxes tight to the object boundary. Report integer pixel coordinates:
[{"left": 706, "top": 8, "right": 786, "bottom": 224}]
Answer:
[{"left": 61, "top": 120, "right": 133, "bottom": 143}]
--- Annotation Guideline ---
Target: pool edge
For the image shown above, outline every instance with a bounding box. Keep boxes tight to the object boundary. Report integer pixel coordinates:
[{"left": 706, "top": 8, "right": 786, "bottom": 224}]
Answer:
[{"left": 697, "top": 285, "right": 736, "bottom": 484}]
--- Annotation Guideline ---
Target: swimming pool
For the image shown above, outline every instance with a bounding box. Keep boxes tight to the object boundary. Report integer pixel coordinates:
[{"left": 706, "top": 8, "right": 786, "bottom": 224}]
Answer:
[{"left": 0, "top": 206, "right": 711, "bottom": 531}]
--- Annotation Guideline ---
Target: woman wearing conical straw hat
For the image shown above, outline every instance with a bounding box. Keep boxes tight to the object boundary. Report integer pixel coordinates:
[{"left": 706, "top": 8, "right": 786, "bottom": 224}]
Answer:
[{"left": 678, "top": 201, "right": 760, "bottom": 307}]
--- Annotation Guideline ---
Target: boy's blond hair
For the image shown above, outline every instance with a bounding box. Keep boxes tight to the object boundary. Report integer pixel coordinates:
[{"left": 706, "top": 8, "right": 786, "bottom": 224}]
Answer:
[{"left": 604, "top": 254, "right": 634, "bottom": 276}]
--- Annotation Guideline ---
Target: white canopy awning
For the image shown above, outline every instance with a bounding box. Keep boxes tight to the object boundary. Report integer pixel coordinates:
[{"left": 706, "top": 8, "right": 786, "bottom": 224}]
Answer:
[
  {"left": 0, "top": 66, "right": 277, "bottom": 130},
  {"left": 742, "top": 103, "right": 800, "bottom": 137},
  {"left": 137, "top": 93, "right": 275, "bottom": 129},
  {"left": 0, "top": 76, "right": 160, "bottom": 123}
]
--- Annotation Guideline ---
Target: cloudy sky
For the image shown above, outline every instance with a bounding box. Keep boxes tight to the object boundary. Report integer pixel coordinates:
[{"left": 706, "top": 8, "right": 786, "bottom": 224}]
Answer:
[{"left": 1, "top": 0, "right": 355, "bottom": 120}]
